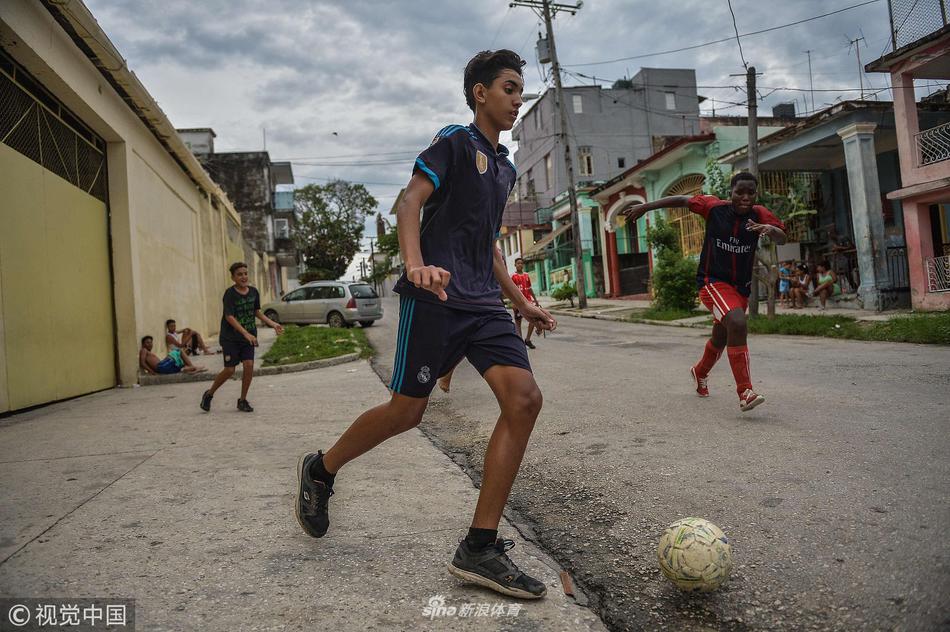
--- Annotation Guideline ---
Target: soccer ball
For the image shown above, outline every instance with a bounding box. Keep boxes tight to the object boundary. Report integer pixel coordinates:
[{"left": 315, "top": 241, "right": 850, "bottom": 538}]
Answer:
[{"left": 657, "top": 517, "right": 733, "bottom": 592}]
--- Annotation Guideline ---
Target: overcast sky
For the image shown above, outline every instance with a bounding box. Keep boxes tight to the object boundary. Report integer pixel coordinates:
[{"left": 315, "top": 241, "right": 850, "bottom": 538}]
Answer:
[{"left": 84, "top": 0, "right": 943, "bottom": 279}]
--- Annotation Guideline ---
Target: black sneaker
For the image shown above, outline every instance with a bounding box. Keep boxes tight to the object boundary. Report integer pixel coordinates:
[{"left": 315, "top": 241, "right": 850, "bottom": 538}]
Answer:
[
  {"left": 237, "top": 399, "right": 254, "bottom": 412},
  {"left": 525, "top": 340, "right": 536, "bottom": 349},
  {"left": 200, "top": 390, "right": 213, "bottom": 412},
  {"left": 295, "top": 451, "right": 332, "bottom": 538},
  {"left": 448, "top": 538, "right": 547, "bottom": 599}
]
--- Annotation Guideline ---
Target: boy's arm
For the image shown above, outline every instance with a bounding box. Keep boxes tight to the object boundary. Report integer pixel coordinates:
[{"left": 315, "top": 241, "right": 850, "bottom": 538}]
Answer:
[
  {"left": 255, "top": 309, "right": 284, "bottom": 334},
  {"left": 397, "top": 173, "right": 451, "bottom": 301},
  {"left": 165, "top": 333, "right": 183, "bottom": 349},
  {"left": 225, "top": 315, "right": 256, "bottom": 344},
  {"left": 622, "top": 195, "right": 691, "bottom": 223},
  {"left": 493, "top": 248, "right": 556, "bottom": 331}
]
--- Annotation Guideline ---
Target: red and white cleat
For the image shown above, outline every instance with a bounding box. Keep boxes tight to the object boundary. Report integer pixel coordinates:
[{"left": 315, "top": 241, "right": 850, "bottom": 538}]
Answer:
[
  {"left": 690, "top": 366, "right": 709, "bottom": 398},
  {"left": 739, "top": 389, "right": 765, "bottom": 412}
]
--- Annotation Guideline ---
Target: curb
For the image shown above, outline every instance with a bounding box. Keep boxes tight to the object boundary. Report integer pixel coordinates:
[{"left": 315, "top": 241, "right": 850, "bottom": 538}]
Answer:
[
  {"left": 547, "top": 308, "right": 713, "bottom": 329},
  {"left": 139, "top": 352, "right": 361, "bottom": 386}
]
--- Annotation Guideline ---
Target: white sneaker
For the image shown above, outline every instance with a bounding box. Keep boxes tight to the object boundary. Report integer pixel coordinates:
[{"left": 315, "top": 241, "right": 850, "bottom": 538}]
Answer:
[{"left": 739, "top": 389, "right": 765, "bottom": 412}]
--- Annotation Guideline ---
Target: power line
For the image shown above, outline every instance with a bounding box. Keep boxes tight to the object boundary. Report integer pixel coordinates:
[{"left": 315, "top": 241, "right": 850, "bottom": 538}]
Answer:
[
  {"left": 726, "top": 0, "right": 749, "bottom": 69},
  {"left": 564, "top": 0, "right": 883, "bottom": 67}
]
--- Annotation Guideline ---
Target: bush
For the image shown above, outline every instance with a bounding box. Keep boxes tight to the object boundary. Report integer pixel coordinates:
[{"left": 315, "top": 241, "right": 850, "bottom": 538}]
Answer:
[
  {"left": 646, "top": 217, "right": 698, "bottom": 311},
  {"left": 551, "top": 282, "right": 578, "bottom": 307}
]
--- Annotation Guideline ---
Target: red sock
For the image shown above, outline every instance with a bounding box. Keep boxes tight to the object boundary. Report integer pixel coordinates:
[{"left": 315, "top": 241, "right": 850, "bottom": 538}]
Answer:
[
  {"left": 727, "top": 345, "right": 753, "bottom": 395},
  {"left": 694, "top": 340, "right": 724, "bottom": 377}
]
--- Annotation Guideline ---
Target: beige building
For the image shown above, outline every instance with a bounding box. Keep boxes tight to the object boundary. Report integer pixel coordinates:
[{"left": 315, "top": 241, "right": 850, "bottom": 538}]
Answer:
[{"left": 0, "top": 0, "right": 273, "bottom": 414}]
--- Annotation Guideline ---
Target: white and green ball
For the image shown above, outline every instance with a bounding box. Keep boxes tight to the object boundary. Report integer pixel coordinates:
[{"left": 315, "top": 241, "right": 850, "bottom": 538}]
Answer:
[{"left": 657, "top": 517, "right": 733, "bottom": 592}]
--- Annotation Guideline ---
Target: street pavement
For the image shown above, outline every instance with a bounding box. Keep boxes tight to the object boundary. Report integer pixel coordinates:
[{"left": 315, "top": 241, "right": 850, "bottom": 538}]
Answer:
[
  {"left": 366, "top": 296, "right": 950, "bottom": 631},
  {"left": 0, "top": 331, "right": 605, "bottom": 630}
]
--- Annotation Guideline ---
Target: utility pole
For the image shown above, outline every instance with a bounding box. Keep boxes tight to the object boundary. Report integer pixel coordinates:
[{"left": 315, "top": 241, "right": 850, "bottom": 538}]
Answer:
[
  {"left": 804, "top": 50, "right": 816, "bottom": 113},
  {"left": 732, "top": 65, "right": 763, "bottom": 316},
  {"left": 511, "top": 0, "right": 587, "bottom": 308},
  {"left": 369, "top": 238, "right": 378, "bottom": 295}
]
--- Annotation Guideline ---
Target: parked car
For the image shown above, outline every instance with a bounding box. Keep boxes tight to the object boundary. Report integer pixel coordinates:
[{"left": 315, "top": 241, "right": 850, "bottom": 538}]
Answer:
[{"left": 261, "top": 282, "right": 383, "bottom": 328}]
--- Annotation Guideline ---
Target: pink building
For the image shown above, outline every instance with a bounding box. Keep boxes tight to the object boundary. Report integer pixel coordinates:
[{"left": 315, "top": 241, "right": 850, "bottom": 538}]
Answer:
[{"left": 867, "top": 7, "right": 950, "bottom": 310}]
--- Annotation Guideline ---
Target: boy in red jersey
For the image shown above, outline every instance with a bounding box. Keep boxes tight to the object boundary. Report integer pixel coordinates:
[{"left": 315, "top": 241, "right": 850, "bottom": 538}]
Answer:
[
  {"left": 623, "top": 172, "right": 786, "bottom": 411},
  {"left": 510, "top": 257, "right": 539, "bottom": 348}
]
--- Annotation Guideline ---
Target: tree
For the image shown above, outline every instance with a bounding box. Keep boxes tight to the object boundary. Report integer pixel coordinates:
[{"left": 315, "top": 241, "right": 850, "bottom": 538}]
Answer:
[
  {"left": 646, "top": 217, "right": 698, "bottom": 311},
  {"left": 293, "top": 180, "right": 377, "bottom": 280}
]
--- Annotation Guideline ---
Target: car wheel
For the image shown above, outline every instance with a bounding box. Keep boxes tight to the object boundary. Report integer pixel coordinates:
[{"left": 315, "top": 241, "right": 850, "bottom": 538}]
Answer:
[
  {"left": 327, "top": 311, "right": 345, "bottom": 328},
  {"left": 359, "top": 320, "right": 375, "bottom": 327},
  {"left": 265, "top": 309, "right": 280, "bottom": 325}
]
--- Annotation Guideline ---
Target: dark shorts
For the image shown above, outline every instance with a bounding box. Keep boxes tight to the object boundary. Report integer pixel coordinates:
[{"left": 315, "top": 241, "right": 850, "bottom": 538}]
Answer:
[
  {"left": 389, "top": 295, "right": 532, "bottom": 398},
  {"left": 221, "top": 339, "right": 255, "bottom": 367},
  {"left": 155, "top": 357, "right": 181, "bottom": 374}
]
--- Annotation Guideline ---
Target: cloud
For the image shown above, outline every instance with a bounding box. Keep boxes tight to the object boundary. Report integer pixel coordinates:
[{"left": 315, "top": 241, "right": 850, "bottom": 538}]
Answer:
[{"left": 85, "top": 0, "right": 904, "bottom": 229}]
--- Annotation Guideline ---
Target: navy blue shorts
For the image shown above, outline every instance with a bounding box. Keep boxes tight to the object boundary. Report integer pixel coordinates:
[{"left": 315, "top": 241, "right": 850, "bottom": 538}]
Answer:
[
  {"left": 389, "top": 295, "right": 532, "bottom": 398},
  {"left": 221, "top": 339, "right": 255, "bottom": 367}
]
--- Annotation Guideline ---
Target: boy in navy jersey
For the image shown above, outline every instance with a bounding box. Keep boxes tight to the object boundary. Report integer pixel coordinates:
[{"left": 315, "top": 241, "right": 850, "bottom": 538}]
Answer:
[
  {"left": 295, "top": 50, "right": 557, "bottom": 599},
  {"left": 623, "top": 172, "right": 786, "bottom": 411}
]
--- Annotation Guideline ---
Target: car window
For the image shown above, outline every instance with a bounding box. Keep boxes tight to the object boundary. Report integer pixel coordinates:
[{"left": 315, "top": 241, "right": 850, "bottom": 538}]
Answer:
[
  {"left": 305, "top": 287, "right": 326, "bottom": 300},
  {"left": 349, "top": 284, "right": 378, "bottom": 299},
  {"left": 332, "top": 286, "right": 346, "bottom": 299},
  {"left": 285, "top": 289, "right": 306, "bottom": 301}
]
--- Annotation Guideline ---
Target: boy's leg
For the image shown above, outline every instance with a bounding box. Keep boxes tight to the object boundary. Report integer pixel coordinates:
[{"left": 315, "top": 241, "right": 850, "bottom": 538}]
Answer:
[
  {"left": 322, "top": 393, "right": 429, "bottom": 473},
  {"left": 446, "top": 314, "right": 547, "bottom": 600},
  {"left": 239, "top": 359, "right": 253, "bottom": 400},
  {"left": 471, "top": 365, "right": 541, "bottom": 529},
  {"left": 296, "top": 295, "right": 452, "bottom": 538},
  {"left": 207, "top": 367, "right": 234, "bottom": 394}
]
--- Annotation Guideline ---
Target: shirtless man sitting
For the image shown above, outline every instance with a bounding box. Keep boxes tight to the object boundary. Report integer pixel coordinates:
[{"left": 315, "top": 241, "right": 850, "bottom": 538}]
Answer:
[{"left": 140, "top": 335, "right": 207, "bottom": 375}]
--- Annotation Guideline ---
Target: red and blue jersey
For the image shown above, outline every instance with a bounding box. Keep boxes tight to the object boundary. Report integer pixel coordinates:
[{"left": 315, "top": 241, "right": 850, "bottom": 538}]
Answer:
[
  {"left": 393, "top": 123, "right": 516, "bottom": 311},
  {"left": 688, "top": 195, "right": 785, "bottom": 297}
]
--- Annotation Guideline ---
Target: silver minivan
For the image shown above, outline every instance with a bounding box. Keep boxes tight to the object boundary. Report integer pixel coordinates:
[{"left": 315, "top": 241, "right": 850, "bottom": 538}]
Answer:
[{"left": 261, "top": 282, "right": 383, "bottom": 328}]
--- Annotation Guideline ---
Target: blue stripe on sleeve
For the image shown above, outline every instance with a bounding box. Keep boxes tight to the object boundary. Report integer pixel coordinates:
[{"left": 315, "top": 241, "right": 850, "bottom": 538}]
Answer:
[{"left": 415, "top": 158, "right": 440, "bottom": 190}]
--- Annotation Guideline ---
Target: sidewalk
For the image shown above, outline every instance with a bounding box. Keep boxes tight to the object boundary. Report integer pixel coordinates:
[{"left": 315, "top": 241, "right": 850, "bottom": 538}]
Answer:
[
  {"left": 0, "top": 360, "right": 605, "bottom": 631},
  {"left": 540, "top": 296, "right": 914, "bottom": 326}
]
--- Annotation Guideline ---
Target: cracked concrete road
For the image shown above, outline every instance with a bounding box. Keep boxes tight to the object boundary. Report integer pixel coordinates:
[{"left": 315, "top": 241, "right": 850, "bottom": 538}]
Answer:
[{"left": 367, "top": 297, "right": 950, "bottom": 632}]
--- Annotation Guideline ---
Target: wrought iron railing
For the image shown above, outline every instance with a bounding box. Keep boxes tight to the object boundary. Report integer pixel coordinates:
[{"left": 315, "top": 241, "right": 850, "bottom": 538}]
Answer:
[
  {"left": 916, "top": 121, "right": 950, "bottom": 165},
  {"left": 886, "top": 246, "right": 911, "bottom": 291},
  {"left": 926, "top": 254, "right": 950, "bottom": 292}
]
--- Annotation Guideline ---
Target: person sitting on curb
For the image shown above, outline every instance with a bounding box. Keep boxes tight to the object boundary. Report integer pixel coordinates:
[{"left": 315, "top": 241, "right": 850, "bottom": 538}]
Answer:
[
  {"left": 166, "top": 319, "right": 216, "bottom": 355},
  {"left": 812, "top": 261, "right": 841, "bottom": 311},
  {"left": 140, "top": 335, "right": 207, "bottom": 375}
]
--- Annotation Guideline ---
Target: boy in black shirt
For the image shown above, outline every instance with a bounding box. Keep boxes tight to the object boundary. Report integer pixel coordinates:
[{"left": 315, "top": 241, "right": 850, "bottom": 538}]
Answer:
[
  {"left": 200, "top": 262, "right": 283, "bottom": 412},
  {"left": 294, "top": 50, "right": 557, "bottom": 599}
]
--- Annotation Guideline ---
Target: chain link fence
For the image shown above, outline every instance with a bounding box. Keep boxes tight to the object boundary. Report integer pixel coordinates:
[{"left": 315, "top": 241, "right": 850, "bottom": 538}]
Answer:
[{"left": 889, "top": 0, "right": 948, "bottom": 49}]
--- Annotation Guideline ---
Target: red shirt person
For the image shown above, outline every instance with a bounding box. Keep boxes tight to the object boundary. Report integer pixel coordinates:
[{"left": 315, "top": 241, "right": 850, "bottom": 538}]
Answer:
[
  {"left": 511, "top": 257, "right": 539, "bottom": 348},
  {"left": 622, "top": 172, "right": 786, "bottom": 411}
]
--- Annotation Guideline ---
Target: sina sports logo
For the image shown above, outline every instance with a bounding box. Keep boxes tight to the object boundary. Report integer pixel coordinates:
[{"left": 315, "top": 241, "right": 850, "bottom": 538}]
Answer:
[
  {"left": 417, "top": 365, "right": 431, "bottom": 384},
  {"left": 475, "top": 150, "right": 488, "bottom": 175}
]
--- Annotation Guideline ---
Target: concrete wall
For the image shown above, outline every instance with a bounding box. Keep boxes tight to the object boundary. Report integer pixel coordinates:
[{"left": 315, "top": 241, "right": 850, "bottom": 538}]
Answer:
[
  {"left": 512, "top": 69, "right": 701, "bottom": 209},
  {"left": 0, "top": 1, "right": 267, "bottom": 399}
]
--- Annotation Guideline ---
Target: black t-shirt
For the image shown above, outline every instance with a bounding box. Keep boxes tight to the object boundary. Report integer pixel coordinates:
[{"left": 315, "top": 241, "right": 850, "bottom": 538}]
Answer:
[
  {"left": 392, "top": 123, "right": 516, "bottom": 312},
  {"left": 220, "top": 286, "right": 260, "bottom": 343}
]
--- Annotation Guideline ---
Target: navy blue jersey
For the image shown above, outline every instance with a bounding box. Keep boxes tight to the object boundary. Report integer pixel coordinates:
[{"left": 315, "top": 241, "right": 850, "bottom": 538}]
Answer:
[
  {"left": 689, "top": 195, "right": 785, "bottom": 297},
  {"left": 393, "top": 123, "right": 516, "bottom": 311}
]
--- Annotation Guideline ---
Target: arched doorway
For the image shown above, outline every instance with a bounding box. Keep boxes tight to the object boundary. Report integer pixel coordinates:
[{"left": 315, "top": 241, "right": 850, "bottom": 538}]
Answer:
[{"left": 664, "top": 174, "right": 706, "bottom": 256}]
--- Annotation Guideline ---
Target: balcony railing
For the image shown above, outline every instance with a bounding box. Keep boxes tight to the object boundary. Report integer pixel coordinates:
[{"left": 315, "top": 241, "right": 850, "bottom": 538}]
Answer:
[
  {"left": 917, "top": 121, "right": 950, "bottom": 166},
  {"left": 926, "top": 254, "right": 950, "bottom": 292}
]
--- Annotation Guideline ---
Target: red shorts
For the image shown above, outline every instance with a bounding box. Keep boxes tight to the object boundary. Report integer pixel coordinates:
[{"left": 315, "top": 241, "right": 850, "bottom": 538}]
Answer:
[{"left": 699, "top": 282, "right": 748, "bottom": 323}]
